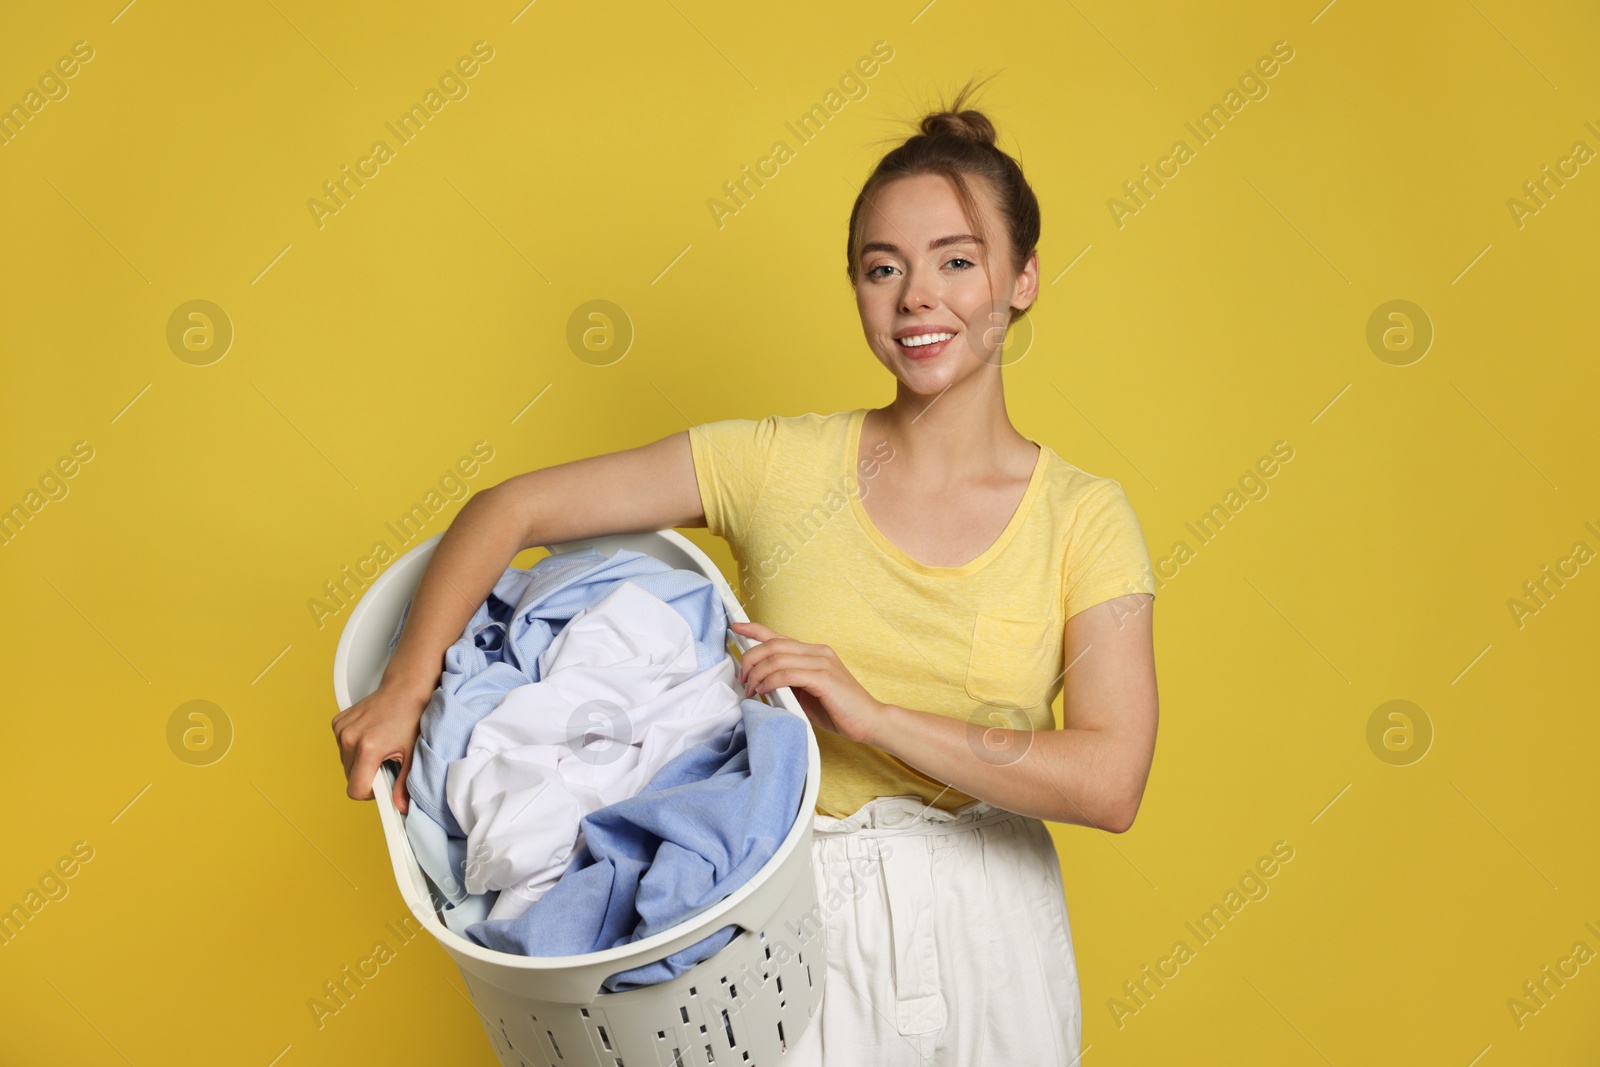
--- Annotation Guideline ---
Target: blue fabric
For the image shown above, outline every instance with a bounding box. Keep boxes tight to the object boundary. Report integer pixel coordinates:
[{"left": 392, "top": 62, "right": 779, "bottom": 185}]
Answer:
[
  {"left": 390, "top": 546, "right": 734, "bottom": 839},
  {"left": 403, "top": 807, "right": 495, "bottom": 934},
  {"left": 465, "top": 699, "right": 808, "bottom": 992}
]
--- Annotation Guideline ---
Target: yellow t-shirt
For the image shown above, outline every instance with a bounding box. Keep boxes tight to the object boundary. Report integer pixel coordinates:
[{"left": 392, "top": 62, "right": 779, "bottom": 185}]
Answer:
[{"left": 688, "top": 407, "right": 1158, "bottom": 819}]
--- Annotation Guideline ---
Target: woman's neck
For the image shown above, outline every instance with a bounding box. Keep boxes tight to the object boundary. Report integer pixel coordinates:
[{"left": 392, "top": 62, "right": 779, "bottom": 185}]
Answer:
[{"left": 869, "top": 386, "right": 1037, "bottom": 486}]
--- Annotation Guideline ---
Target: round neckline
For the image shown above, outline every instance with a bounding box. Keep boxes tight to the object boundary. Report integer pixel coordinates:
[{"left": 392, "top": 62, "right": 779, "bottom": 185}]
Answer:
[{"left": 846, "top": 406, "right": 1048, "bottom": 579}]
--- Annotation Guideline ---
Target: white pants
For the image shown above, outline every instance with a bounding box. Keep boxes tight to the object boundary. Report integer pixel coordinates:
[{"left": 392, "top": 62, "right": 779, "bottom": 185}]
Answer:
[{"left": 785, "top": 795, "right": 1083, "bottom": 1065}]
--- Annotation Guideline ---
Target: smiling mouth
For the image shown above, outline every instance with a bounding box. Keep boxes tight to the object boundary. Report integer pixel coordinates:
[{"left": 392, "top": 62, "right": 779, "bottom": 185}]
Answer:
[{"left": 895, "top": 331, "right": 956, "bottom": 359}]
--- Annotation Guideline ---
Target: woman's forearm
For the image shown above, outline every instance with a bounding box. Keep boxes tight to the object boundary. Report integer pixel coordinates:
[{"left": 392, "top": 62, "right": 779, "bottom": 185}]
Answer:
[
  {"left": 870, "top": 703, "right": 1139, "bottom": 830},
  {"left": 374, "top": 433, "right": 712, "bottom": 704},
  {"left": 378, "top": 485, "right": 531, "bottom": 701}
]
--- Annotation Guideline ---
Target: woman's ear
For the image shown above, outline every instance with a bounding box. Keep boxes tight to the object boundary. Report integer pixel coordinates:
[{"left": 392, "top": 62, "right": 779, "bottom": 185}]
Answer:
[{"left": 1011, "top": 250, "right": 1040, "bottom": 313}]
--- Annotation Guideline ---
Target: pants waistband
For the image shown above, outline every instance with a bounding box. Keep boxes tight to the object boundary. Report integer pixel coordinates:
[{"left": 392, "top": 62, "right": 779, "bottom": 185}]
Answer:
[
  {"left": 812, "top": 794, "right": 1021, "bottom": 838},
  {"left": 808, "top": 794, "right": 1030, "bottom": 1038}
]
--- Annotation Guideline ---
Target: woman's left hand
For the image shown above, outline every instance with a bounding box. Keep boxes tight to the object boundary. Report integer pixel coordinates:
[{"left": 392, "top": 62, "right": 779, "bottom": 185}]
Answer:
[{"left": 731, "top": 620, "right": 888, "bottom": 746}]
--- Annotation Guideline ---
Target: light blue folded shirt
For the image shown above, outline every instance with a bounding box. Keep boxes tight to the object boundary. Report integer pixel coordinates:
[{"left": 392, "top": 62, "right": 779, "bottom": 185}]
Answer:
[
  {"left": 387, "top": 546, "right": 735, "bottom": 930},
  {"left": 465, "top": 699, "right": 808, "bottom": 992}
]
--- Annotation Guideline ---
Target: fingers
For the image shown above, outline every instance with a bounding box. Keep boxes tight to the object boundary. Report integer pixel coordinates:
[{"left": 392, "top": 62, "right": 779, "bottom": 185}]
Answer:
[
  {"left": 743, "top": 658, "right": 776, "bottom": 694},
  {"left": 334, "top": 702, "right": 374, "bottom": 784},
  {"left": 336, "top": 721, "right": 358, "bottom": 782},
  {"left": 742, "top": 651, "right": 826, "bottom": 695},
  {"left": 737, "top": 642, "right": 768, "bottom": 686},
  {"left": 347, "top": 742, "right": 384, "bottom": 802},
  {"left": 347, "top": 773, "right": 374, "bottom": 802},
  {"left": 393, "top": 744, "right": 414, "bottom": 815},
  {"left": 370, "top": 761, "right": 390, "bottom": 811},
  {"left": 736, "top": 636, "right": 804, "bottom": 684}
]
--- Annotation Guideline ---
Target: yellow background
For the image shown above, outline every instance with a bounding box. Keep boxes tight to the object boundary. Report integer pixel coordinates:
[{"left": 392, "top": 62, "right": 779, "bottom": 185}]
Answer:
[{"left": 2, "top": 0, "right": 1596, "bottom": 1063}]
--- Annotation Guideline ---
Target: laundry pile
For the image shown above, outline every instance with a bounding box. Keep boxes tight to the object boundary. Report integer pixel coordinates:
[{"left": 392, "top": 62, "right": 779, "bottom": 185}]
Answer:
[{"left": 387, "top": 546, "right": 807, "bottom": 991}]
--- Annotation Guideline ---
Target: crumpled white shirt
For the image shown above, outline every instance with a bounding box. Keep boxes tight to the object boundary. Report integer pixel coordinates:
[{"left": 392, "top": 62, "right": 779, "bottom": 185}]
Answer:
[{"left": 445, "top": 580, "right": 744, "bottom": 922}]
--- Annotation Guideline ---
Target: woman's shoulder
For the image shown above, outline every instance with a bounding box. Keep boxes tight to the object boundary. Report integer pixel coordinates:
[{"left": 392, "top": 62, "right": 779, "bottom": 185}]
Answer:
[
  {"left": 776, "top": 408, "right": 861, "bottom": 428},
  {"left": 739, "top": 407, "right": 861, "bottom": 444},
  {"left": 698, "top": 408, "right": 858, "bottom": 431},
  {"left": 689, "top": 408, "right": 857, "bottom": 465},
  {"left": 1036, "top": 443, "right": 1142, "bottom": 517}
]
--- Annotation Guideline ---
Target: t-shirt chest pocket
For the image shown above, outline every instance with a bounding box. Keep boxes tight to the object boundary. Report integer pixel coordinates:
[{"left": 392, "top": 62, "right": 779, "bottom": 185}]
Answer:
[{"left": 964, "top": 612, "right": 1063, "bottom": 710}]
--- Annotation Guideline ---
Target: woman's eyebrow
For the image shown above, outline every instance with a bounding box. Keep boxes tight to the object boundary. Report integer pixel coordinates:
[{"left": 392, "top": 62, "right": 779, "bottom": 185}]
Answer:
[{"left": 861, "top": 233, "right": 986, "bottom": 256}]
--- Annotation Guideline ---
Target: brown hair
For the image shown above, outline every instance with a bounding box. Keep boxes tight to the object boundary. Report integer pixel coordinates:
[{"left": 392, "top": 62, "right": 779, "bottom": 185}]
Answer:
[{"left": 845, "top": 75, "right": 1041, "bottom": 323}]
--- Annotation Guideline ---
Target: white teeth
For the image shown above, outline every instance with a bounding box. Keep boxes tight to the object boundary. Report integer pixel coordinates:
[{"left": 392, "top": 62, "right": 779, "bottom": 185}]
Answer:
[{"left": 899, "top": 332, "right": 954, "bottom": 347}]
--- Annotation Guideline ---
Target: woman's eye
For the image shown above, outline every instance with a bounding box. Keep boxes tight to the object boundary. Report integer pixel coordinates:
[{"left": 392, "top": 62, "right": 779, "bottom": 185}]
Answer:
[{"left": 865, "top": 257, "right": 972, "bottom": 278}]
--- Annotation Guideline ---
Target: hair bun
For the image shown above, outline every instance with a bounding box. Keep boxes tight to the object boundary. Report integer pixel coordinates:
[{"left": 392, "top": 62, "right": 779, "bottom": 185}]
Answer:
[{"left": 919, "top": 108, "right": 997, "bottom": 147}]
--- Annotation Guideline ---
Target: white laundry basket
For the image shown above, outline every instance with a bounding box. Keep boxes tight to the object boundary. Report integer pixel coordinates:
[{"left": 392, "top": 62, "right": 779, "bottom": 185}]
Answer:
[{"left": 331, "top": 528, "right": 825, "bottom": 1066}]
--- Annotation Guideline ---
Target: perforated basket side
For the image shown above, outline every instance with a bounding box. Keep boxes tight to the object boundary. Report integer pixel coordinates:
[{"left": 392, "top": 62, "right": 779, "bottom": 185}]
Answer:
[{"left": 456, "top": 835, "right": 826, "bottom": 1067}]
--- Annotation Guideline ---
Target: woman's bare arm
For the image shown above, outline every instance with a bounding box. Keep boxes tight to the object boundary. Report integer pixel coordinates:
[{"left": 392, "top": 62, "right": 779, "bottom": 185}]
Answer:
[
  {"left": 332, "top": 429, "right": 707, "bottom": 810},
  {"left": 856, "top": 594, "right": 1158, "bottom": 829}
]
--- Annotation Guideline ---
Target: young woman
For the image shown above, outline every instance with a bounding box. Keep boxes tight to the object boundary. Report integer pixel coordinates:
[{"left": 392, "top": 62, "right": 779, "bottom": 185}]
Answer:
[{"left": 333, "top": 79, "right": 1159, "bottom": 1064}]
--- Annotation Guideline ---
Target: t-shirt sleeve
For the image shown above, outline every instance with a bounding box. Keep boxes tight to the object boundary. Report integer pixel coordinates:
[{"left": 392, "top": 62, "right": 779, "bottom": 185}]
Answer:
[
  {"left": 687, "top": 415, "right": 780, "bottom": 545},
  {"left": 1062, "top": 480, "right": 1158, "bottom": 619}
]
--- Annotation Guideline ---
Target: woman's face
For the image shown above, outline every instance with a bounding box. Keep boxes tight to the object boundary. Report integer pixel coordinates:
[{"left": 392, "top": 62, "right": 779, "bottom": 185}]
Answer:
[{"left": 854, "top": 171, "right": 1037, "bottom": 397}]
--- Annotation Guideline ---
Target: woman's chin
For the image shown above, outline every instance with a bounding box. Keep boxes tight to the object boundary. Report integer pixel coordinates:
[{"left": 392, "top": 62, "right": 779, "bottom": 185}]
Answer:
[
  {"left": 894, "top": 368, "right": 954, "bottom": 395},
  {"left": 875, "top": 349, "right": 962, "bottom": 394}
]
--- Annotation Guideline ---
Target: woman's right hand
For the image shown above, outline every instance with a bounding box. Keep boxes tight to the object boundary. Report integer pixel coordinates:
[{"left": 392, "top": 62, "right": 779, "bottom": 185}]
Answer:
[{"left": 332, "top": 682, "right": 430, "bottom": 814}]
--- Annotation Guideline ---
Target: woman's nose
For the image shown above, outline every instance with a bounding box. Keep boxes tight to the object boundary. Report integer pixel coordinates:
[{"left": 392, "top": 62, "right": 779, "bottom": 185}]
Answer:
[{"left": 899, "top": 276, "right": 936, "bottom": 314}]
